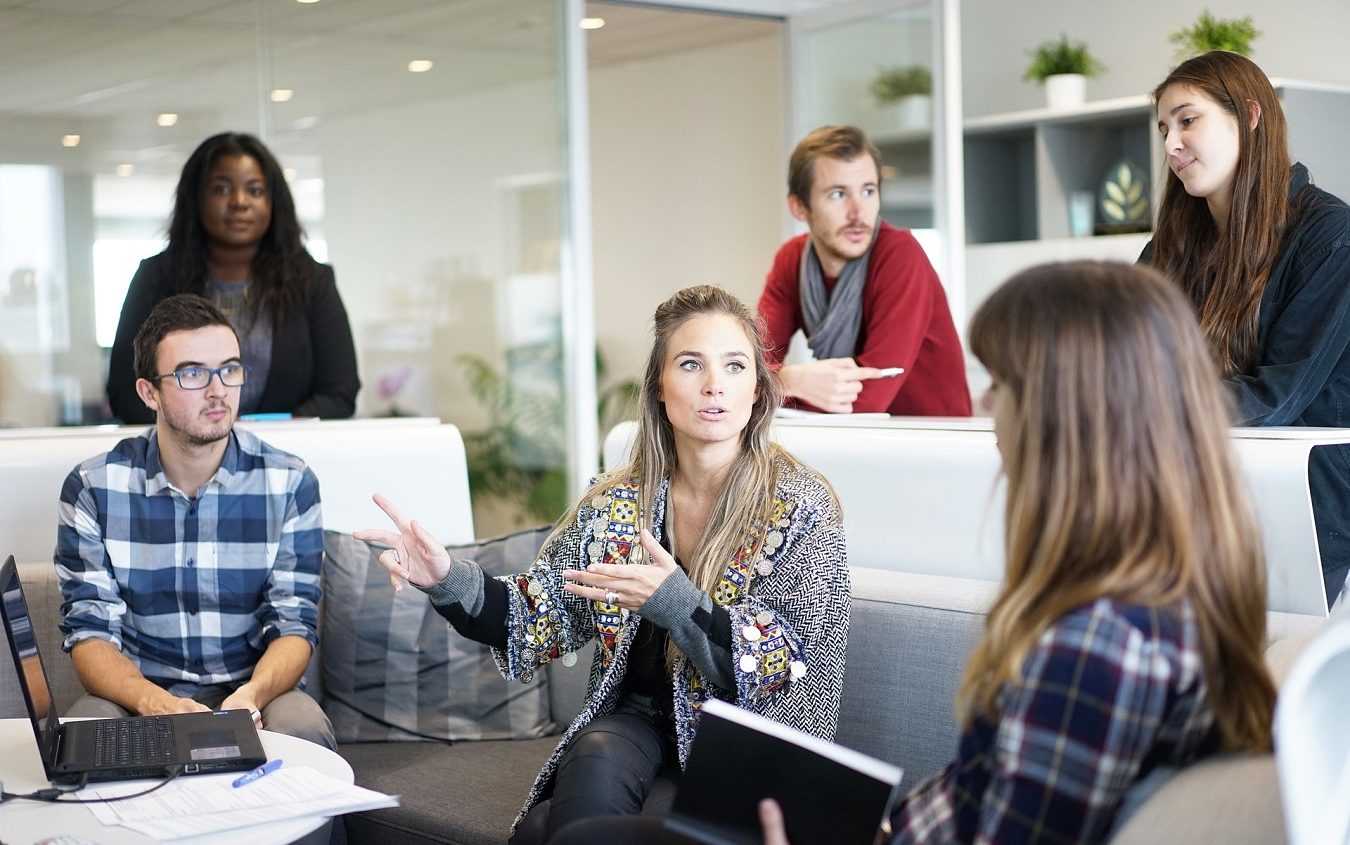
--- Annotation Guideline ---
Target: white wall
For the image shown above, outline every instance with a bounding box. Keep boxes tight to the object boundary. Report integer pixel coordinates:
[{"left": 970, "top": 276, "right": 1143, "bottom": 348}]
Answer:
[
  {"left": 588, "top": 34, "right": 787, "bottom": 388},
  {"left": 316, "top": 75, "right": 564, "bottom": 429},
  {"left": 962, "top": 0, "right": 1350, "bottom": 117}
]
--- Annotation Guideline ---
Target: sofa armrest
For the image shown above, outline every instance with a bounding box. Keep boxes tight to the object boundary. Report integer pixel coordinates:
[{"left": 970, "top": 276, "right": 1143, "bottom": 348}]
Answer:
[{"left": 1107, "top": 754, "right": 1286, "bottom": 844}]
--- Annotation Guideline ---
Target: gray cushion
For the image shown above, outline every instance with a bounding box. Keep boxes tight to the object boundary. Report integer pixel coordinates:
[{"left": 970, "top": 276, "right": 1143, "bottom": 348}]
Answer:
[
  {"left": 339, "top": 736, "right": 562, "bottom": 845},
  {"left": 835, "top": 595, "right": 984, "bottom": 786},
  {"left": 322, "top": 527, "right": 555, "bottom": 743}
]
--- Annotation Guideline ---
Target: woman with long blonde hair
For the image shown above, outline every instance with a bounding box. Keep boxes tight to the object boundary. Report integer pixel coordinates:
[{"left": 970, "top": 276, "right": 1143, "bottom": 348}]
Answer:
[
  {"left": 359, "top": 285, "right": 850, "bottom": 843},
  {"left": 872, "top": 260, "right": 1276, "bottom": 843},
  {"left": 552, "top": 263, "right": 1276, "bottom": 845}
]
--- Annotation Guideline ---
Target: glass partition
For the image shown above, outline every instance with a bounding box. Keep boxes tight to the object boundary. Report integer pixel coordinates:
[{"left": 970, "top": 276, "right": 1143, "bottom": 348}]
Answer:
[
  {"left": 787, "top": 0, "right": 963, "bottom": 320},
  {"left": 0, "top": 0, "right": 579, "bottom": 534}
]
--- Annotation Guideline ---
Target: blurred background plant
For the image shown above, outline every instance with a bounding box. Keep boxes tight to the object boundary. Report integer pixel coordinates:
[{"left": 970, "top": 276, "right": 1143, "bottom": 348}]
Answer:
[
  {"left": 870, "top": 65, "right": 932, "bottom": 104},
  {"left": 1023, "top": 34, "right": 1105, "bottom": 83},
  {"left": 374, "top": 365, "right": 415, "bottom": 417},
  {"left": 1170, "top": 10, "right": 1259, "bottom": 59},
  {"left": 457, "top": 344, "right": 639, "bottom": 524}
]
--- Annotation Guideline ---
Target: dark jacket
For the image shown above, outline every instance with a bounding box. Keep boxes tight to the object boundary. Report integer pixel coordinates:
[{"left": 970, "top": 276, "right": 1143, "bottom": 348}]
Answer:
[
  {"left": 1141, "top": 163, "right": 1350, "bottom": 602},
  {"left": 107, "top": 250, "right": 361, "bottom": 423}
]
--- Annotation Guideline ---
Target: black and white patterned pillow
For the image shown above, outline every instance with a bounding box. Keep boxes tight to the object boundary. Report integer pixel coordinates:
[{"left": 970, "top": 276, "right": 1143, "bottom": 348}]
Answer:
[{"left": 321, "top": 526, "right": 556, "bottom": 743}]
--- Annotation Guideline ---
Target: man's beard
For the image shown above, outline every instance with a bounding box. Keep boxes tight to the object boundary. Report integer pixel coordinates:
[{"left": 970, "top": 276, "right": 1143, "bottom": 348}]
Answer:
[{"left": 161, "top": 402, "right": 233, "bottom": 446}]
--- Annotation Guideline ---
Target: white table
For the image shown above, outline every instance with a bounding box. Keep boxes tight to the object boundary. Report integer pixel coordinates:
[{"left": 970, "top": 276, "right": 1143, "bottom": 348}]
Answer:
[{"left": 0, "top": 718, "right": 353, "bottom": 844}]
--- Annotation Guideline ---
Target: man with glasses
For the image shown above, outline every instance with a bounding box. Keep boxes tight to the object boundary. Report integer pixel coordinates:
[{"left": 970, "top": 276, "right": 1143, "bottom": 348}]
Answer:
[{"left": 53, "top": 294, "right": 333, "bottom": 748}]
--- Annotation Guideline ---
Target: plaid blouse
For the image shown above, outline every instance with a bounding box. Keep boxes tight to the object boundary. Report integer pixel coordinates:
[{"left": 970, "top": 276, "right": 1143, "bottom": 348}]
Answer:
[
  {"left": 888, "top": 598, "right": 1221, "bottom": 844},
  {"left": 55, "top": 427, "right": 323, "bottom": 688}
]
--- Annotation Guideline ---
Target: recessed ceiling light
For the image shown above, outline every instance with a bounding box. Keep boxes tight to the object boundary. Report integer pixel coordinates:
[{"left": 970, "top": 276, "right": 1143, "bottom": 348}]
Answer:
[
  {"left": 270, "top": 88, "right": 294, "bottom": 103},
  {"left": 579, "top": 17, "right": 605, "bottom": 30},
  {"left": 284, "top": 168, "right": 297, "bottom": 181},
  {"left": 157, "top": 112, "right": 178, "bottom": 127},
  {"left": 61, "top": 134, "right": 80, "bottom": 148},
  {"left": 116, "top": 163, "right": 135, "bottom": 177},
  {"left": 293, "top": 115, "right": 320, "bottom": 130},
  {"left": 407, "top": 59, "right": 434, "bottom": 73},
  {"left": 297, "top": 0, "right": 320, "bottom": 4}
]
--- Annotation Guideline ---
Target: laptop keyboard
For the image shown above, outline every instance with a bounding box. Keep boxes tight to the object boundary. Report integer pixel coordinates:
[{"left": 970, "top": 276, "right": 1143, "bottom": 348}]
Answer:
[{"left": 93, "top": 717, "right": 176, "bottom": 767}]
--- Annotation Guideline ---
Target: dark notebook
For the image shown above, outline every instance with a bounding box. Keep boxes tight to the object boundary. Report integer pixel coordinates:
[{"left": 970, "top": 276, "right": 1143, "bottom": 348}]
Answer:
[{"left": 667, "top": 698, "right": 903, "bottom": 845}]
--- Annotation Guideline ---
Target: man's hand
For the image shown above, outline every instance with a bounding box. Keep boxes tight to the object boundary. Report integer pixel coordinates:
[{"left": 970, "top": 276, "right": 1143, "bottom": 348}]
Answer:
[
  {"left": 137, "top": 689, "right": 211, "bottom": 717},
  {"left": 221, "top": 683, "right": 264, "bottom": 729},
  {"left": 778, "top": 359, "right": 883, "bottom": 413},
  {"left": 760, "top": 798, "right": 791, "bottom": 845}
]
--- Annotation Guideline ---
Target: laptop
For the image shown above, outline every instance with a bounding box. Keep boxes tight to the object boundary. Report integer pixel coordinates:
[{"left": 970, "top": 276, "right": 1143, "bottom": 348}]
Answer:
[{"left": 0, "top": 555, "right": 265, "bottom": 784}]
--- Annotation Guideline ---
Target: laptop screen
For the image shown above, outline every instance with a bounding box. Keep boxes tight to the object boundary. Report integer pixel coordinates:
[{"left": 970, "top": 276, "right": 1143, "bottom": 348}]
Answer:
[{"left": 0, "top": 556, "right": 61, "bottom": 765}]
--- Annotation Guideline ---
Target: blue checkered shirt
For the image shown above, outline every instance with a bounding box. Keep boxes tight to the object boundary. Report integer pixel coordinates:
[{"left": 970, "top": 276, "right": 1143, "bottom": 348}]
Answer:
[
  {"left": 55, "top": 427, "right": 323, "bottom": 689},
  {"left": 887, "top": 599, "right": 1221, "bottom": 844}
]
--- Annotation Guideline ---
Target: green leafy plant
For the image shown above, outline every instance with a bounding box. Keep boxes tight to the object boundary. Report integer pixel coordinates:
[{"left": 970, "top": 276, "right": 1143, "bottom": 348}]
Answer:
[
  {"left": 457, "top": 345, "right": 639, "bottom": 523},
  {"left": 1023, "top": 34, "right": 1105, "bottom": 83},
  {"left": 1169, "top": 10, "right": 1259, "bottom": 59},
  {"left": 870, "top": 65, "right": 932, "bottom": 104}
]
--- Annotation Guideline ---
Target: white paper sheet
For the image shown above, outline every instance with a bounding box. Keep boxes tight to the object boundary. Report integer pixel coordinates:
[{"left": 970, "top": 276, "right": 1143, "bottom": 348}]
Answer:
[{"left": 84, "top": 766, "right": 398, "bottom": 840}]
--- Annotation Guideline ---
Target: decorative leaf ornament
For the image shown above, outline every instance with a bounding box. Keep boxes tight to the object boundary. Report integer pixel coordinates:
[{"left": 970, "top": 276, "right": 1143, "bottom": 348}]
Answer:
[{"left": 1098, "top": 160, "right": 1150, "bottom": 226}]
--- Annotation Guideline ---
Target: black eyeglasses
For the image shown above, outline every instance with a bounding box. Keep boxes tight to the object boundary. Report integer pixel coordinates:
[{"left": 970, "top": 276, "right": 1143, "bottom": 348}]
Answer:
[{"left": 154, "top": 364, "right": 248, "bottom": 390}]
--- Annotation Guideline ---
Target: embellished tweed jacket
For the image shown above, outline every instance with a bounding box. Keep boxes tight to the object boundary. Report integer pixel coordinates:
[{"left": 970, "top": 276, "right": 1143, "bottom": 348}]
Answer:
[{"left": 492, "top": 455, "right": 851, "bottom": 831}]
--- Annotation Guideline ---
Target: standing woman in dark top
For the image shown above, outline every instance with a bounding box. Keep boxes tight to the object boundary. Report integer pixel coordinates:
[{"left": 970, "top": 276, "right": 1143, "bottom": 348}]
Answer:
[
  {"left": 107, "top": 132, "right": 360, "bottom": 422},
  {"left": 1141, "top": 51, "right": 1350, "bottom": 604},
  {"left": 358, "top": 285, "right": 850, "bottom": 844}
]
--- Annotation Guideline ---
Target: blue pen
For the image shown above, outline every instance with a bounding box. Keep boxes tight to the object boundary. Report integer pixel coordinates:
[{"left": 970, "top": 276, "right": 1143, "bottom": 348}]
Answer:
[{"left": 233, "top": 758, "right": 283, "bottom": 788}]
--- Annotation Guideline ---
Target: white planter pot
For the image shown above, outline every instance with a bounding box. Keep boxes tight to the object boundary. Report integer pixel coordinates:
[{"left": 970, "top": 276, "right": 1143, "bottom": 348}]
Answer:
[
  {"left": 1044, "top": 73, "right": 1086, "bottom": 110},
  {"left": 884, "top": 94, "right": 931, "bottom": 131}
]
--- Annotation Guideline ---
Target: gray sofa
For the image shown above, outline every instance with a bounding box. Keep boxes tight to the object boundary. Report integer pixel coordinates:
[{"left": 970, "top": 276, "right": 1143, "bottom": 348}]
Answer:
[{"left": 0, "top": 560, "right": 1289, "bottom": 845}]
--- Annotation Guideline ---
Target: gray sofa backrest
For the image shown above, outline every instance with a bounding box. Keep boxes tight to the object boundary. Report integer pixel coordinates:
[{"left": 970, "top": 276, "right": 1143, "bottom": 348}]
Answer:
[
  {"left": 836, "top": 593, "right": 984, "bottom": 785},
  {"left": 0, "top": 561, "right": 601, "bottom": 732},
  {"left": 1, "top": 557, "right": 985, "bottom": 787}
]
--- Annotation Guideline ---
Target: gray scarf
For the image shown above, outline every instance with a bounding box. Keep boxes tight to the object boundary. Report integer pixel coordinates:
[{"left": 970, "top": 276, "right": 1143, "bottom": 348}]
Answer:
[{"left": 798, "top": 233, "right": 873, "bottom": 360}]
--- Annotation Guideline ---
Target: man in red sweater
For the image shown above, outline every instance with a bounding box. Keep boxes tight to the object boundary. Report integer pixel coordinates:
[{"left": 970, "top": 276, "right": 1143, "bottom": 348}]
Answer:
[{"left": 758, "top": 126, "right": 971, "bottom": 416}]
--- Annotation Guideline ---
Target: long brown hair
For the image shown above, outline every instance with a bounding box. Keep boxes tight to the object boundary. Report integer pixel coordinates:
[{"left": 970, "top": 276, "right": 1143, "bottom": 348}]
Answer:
[
  {"left": 963, "top": 261, "right": 1275, "bottom": 752},
  {"left": 547, "top": 286, "right": 813, "bottom": 662},
  {"left": 1148, "top": 51, "right": 1291, "bottom": 374}
]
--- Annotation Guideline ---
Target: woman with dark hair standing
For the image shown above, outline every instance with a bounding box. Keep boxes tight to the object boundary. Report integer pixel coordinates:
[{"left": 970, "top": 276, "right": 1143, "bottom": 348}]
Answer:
[
  {"left": 107, "top": 131, "right": 360, "bottom": 422},
  {"left": 1142, "top": 50, "right": 1350, "bottom": 604}
]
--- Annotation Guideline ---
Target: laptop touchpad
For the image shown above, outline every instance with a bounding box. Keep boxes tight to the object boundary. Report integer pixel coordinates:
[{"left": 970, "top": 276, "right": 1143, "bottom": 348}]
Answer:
[{"left": 188, "top": 728, "right": 241, "bottom": 760}]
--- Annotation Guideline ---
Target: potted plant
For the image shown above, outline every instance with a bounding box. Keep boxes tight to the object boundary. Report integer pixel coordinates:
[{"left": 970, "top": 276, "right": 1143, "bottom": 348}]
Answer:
[
  {"left": 1169, "top": 10, "right": 1259, "bottom": 59},
  {"left": 870, "top": 65, "right": 932, "bottom": 131},
  {"left": 1024, "top": 34, "right": 1105, "bottom": 110}
]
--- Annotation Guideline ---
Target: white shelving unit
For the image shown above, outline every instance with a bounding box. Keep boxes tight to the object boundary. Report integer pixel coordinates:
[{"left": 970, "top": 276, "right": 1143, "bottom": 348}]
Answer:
[
  {"left": 962, "top": 79, "right": 1350, "bottom": 245},
  {"left": 961, "top": 79, "right": 1350, "bottom": 313}
]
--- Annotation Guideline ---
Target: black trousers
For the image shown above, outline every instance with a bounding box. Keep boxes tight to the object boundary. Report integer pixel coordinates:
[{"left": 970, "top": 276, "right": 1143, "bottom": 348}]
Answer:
[{"left": 511, "top": 695, "right": 679, "bottom": 845}]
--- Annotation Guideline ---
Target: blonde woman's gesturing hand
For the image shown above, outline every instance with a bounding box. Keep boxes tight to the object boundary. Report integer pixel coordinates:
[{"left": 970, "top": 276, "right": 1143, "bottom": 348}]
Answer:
[
  {"left": 353, "top": 493, "right": 453, "bottom": 590},
  {"left": 561, "top": 529, "right": 678, "bottom": 610}
]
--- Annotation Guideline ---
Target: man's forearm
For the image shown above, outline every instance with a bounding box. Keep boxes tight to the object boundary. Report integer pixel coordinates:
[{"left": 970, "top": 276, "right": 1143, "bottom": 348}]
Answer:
[
  {"left": 239, "top": 635, "right": 312, "bottom": 709},
  {"left": 70, "top": 638, "right": 171, "bottom": 715},
  {"left": 777, "top": 363, "right": 804, "bottom": 399}
]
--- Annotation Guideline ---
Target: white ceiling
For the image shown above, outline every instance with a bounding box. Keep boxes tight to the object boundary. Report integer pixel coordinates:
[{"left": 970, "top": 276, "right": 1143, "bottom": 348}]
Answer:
[
  {"left": 611, "top": 0, "right": 866, "bottom": 15},
  {"left": 586, "top": 1, "right": 779, "bottom": 64},
  {"left": 0, "top": 0, "right": 782, "bottom": 177}
]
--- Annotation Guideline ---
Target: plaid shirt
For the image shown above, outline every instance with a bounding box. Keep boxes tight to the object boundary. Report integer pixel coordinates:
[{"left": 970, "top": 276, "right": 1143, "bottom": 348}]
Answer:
[
  {"left": 55, "top": 427, "right": 322, "bottom": 689},
  {"left": 888, "top": 598, "right": 1221, "bottom": 844}
]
